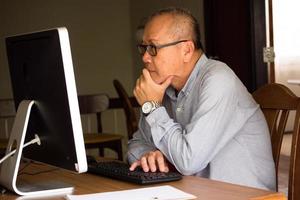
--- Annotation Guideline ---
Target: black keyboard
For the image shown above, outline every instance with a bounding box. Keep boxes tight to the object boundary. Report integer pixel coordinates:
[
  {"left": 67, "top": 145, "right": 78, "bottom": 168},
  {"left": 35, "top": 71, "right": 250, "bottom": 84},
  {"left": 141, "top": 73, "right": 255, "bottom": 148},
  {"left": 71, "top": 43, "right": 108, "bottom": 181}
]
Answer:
[{"left": 88, "top": 160, "right": 182, "bottom": 184}]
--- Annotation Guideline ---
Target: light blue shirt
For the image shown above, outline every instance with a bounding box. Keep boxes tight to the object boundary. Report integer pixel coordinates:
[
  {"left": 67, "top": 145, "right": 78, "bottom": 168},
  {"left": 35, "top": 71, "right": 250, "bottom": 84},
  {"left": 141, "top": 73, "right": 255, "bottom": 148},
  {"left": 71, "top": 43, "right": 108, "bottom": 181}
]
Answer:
[{"left": 128, "top": 54, "right": 276, "bottom": 190}]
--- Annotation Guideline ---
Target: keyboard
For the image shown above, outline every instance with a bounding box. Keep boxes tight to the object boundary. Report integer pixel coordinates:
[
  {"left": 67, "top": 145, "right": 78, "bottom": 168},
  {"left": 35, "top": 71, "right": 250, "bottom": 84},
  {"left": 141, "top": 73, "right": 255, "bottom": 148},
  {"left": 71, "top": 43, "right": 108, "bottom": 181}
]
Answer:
[{"left": 88, "top": 160, "right": 182, "bottom": 184}]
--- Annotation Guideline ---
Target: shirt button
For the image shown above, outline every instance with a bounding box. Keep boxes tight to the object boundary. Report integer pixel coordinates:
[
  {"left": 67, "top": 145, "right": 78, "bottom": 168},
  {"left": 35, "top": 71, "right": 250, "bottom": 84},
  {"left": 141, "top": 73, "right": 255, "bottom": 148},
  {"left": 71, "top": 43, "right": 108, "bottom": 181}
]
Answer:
[{"left": 176, "top": 107, "right": 182, "bottom": 112}]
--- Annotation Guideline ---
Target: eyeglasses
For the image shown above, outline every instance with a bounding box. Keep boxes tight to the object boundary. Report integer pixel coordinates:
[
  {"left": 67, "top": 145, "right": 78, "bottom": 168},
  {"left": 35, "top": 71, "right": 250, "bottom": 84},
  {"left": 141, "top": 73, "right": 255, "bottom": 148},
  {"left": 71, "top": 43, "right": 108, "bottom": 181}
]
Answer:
[{"left": 137, "top": 40, "right": 188, "bottom": 56}]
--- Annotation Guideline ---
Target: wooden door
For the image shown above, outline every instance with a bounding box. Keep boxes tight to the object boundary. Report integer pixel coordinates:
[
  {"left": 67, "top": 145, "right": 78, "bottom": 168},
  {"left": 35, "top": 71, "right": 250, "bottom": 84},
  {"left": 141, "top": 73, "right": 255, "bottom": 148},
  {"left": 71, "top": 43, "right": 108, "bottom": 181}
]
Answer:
[{"left": 204, "top": 0, "right": 268, "bottom": 92}]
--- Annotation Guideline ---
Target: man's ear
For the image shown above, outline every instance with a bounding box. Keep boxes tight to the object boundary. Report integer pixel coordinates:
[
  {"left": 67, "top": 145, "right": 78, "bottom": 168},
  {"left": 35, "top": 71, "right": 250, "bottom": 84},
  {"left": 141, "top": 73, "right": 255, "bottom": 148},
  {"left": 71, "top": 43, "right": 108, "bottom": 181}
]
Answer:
[{"left": 182, "top": 41, "right": 195, "bottom": 62}]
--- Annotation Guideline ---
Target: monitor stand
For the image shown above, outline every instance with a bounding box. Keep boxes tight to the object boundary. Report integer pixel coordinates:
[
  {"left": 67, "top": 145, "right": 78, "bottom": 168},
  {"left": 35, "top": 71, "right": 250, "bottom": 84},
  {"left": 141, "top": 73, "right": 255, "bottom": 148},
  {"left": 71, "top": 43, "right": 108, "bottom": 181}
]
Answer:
[{"left": 0, "top": 100, "right": 73, "bottom": 197}]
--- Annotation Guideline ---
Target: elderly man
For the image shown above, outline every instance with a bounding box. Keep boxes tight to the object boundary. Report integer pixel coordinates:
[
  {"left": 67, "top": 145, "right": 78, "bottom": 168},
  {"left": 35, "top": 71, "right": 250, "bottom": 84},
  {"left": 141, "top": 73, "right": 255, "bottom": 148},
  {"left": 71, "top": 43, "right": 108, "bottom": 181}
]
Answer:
[{"left": 128, "top": 7, "right": 276, "bottom": 190}]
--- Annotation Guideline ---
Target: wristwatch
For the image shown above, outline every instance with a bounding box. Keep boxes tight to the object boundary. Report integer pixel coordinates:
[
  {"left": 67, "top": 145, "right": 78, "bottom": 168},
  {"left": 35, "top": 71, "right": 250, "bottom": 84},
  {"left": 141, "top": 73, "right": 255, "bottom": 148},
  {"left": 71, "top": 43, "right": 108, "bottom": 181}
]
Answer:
[{"left": 142, "top": 101, "right": 161, "bottom": 116}]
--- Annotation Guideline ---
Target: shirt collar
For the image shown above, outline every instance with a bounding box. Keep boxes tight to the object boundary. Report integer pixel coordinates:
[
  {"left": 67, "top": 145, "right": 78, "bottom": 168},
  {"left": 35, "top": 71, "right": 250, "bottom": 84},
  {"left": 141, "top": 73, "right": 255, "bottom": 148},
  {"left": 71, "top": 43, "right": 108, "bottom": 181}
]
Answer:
[{"left": 165, "top": 54, "right": 208, "bottom": 99}]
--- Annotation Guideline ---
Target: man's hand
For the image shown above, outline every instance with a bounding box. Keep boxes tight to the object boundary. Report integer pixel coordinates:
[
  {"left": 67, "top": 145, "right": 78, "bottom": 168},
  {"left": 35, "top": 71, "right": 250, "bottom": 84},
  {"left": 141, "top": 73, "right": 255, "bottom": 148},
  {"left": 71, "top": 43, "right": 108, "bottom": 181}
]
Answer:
[
  {"left": 129, "top": 150, "right": 169, "bottom": 172},
  {"left": 134, "top": 69, "right": 173, "bottom": 105}
]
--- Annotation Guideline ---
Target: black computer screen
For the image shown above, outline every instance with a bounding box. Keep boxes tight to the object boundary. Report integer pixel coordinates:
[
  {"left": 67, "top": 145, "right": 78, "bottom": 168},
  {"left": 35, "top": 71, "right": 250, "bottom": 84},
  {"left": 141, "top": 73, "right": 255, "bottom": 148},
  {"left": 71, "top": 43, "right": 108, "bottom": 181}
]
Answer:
[{"left": 5, "top": 28, "right": 87, "bottom": 173}]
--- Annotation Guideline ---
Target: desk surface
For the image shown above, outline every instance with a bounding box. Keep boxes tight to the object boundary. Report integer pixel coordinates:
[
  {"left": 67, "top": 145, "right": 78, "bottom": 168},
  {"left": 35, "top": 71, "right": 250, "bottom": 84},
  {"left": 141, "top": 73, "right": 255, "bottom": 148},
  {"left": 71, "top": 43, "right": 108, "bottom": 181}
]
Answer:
[{"left": 2, "top": 162, "right": 285, "bottom": 200}]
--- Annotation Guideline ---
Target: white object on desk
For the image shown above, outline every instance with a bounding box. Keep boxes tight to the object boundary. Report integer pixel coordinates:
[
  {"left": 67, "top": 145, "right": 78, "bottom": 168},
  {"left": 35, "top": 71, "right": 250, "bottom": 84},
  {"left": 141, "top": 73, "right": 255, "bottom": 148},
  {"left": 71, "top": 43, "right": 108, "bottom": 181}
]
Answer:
[
  {"left": 287, "top": 79, "right": 300, "bottom": 85},
  {"left": 65, "top": 185, "right": 196, "bottom": 200}
]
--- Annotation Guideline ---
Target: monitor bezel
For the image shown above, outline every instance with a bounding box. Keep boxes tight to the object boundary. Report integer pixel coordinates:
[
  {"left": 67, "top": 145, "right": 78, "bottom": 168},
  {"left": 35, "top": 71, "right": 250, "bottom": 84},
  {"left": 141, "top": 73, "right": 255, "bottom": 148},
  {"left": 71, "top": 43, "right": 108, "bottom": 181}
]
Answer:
[{"left": 5, "top": 27, "right": 87, "bottom": 173}]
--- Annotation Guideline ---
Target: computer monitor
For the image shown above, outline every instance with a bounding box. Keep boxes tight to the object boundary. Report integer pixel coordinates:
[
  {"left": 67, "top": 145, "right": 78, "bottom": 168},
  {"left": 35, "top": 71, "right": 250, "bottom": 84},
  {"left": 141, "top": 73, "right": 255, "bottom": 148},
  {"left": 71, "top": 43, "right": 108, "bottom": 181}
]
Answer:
[{"left": 0, "top": 27, "right": 87, "bottom": 196}]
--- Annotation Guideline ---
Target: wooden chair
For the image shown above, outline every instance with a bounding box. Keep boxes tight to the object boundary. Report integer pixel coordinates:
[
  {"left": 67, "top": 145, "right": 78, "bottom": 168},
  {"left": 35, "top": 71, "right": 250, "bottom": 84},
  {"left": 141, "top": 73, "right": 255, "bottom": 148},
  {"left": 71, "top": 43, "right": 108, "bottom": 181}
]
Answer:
[
  {"left": 289, "top": 103, "right": 300, "bottom": 200},
  {"left": 252, "top": 83, "right": 300, "bottom": 199},
  {"left": 0, "top": 99, "right": 16, "bottom": 155},
  {"left": 78, "top": 94, "right": 123, "bottom": 160},
  {"left": 112, "top": 79, "right": 139, "bottom": 140}
]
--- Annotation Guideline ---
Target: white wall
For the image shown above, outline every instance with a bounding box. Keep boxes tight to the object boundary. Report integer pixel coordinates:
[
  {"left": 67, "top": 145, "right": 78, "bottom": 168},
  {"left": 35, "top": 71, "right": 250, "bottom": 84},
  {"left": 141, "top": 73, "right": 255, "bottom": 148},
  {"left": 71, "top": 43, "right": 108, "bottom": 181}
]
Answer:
[
  {"left": 0, "top": 0, "right": 134, "bottom": 99},
  {"left": 273, "top": 0, "right": 300, "bottom": 131}
]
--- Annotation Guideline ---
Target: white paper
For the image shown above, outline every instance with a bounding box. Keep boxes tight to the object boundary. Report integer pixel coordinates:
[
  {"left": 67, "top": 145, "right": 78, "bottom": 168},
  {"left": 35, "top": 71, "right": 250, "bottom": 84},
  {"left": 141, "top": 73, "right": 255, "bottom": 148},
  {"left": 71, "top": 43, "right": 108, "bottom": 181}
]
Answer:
[{"left": 65, "top": 185, "right": 196, "bottom": 200}]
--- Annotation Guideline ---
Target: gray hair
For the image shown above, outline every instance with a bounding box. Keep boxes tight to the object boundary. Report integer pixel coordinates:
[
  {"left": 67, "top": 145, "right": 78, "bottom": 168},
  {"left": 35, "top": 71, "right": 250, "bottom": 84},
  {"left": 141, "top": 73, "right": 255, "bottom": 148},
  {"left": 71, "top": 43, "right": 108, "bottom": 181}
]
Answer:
[{"left": 144, "top": 7, "right": 203, "bottom": 50}]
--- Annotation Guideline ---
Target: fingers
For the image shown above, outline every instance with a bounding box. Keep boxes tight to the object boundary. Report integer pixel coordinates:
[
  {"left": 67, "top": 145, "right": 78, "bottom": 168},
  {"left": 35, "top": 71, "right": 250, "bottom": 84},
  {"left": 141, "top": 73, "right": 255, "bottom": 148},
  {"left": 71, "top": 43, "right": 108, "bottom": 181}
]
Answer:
[
  {"left": 142, "top": 68, "right": 152, "bottom": 83},
  {"left": 164, "top": 165, "right": 169, "bottom": 172},
  {"left": 156, "top": 155, "right": 169, "bottom": 172},
  {"left": 134, "top": 68, "right": 172, "bottom": 105},
  {"left": 131, "top": 151, "right": 169, "bottom": 173},
  {"left": 140, "top": 156, "right": 150, "bottom": 172},
  {"left": 134, "top": 76, "right": 145, "bottom": 105},
  {"left": 129, "top": 160, "right": 140, "bottom": 171},
  {"left": 147, "top": 152, "right": 157, "bottom": 172},
  {"left": 140, "top": 152, "right": 157, "bottom": 172}
]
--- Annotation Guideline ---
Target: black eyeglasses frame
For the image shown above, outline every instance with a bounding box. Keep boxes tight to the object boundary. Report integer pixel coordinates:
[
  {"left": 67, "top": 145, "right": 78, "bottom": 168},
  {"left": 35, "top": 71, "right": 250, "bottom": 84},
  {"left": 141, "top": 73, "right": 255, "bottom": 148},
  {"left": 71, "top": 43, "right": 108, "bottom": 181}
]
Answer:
[{"left": 137, "top": 40, "right": 189, "bottom": 56}]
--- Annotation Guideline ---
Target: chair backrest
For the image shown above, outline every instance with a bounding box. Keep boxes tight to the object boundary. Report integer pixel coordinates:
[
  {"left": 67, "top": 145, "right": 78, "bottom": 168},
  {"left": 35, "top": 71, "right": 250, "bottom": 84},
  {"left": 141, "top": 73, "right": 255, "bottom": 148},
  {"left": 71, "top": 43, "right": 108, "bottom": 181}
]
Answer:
[
  {"left": 0, "top": 99, "right": 16, "bottom": 139},
  {"left": 289, "top": 103, "right": 300, "bottom": 200},
  {"left": 78, "top": 94, "right": 109, "bottom": 133},
  {"left": 252, "top": 83, "right": 300, "bottom": 198},
  {"left": 0, "top": 99, "right": 16, "bottom": 118},
  {"left": 113, "top": 79, "right": 138, "bottom": 140}
]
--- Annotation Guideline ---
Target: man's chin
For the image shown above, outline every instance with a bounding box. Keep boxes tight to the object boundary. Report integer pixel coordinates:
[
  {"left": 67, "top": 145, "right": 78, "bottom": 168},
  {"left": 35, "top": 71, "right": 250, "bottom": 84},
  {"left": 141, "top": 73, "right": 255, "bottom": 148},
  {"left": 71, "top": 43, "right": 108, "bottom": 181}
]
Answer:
[
  {"left": 150, "top": 73, "right": 170, "bottom": 85},
  {"left": 153, "top": 79, "right": 164, "bottom": 85},
  {"left": 152, "top": 76, "right": 172, "bottom": 85},
  {"left": 150, "top": 76, "right": 163, "bottom": 84}
]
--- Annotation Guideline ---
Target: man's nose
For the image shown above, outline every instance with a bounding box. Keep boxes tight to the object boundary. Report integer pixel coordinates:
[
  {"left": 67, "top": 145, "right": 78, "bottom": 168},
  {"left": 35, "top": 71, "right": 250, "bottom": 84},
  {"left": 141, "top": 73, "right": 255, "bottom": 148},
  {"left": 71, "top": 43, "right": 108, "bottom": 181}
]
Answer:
[{"left": 142, "top": 51, "right": 152, "bottom": 64}]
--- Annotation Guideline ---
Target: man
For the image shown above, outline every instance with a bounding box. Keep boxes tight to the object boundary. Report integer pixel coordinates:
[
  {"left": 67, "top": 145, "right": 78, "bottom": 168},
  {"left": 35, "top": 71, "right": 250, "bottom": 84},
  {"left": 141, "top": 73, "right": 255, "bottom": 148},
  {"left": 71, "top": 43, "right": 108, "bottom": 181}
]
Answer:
[{"left": 127, "top": 7, "right": 276, "bottom": 190}]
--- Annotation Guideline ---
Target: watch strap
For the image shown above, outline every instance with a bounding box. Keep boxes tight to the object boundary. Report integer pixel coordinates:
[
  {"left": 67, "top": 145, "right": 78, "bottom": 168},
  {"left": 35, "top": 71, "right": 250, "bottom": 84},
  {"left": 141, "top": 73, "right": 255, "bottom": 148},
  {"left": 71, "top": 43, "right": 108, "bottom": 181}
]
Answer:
[{"left": 143, "top": 100, "right": 161, "bottom": 116}]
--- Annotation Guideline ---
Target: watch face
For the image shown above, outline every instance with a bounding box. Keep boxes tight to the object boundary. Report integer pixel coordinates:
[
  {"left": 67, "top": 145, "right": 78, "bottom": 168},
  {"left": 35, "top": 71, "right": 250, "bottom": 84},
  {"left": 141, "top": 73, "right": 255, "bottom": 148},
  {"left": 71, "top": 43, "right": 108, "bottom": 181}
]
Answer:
[{"left": 142, "top": 101, "right": 153, "bottom": 114}]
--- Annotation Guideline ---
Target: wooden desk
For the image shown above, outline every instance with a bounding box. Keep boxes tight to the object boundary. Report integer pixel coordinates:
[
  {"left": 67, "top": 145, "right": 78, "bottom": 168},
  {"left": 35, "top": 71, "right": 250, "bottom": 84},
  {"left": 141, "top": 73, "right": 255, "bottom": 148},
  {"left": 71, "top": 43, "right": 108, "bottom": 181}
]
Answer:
[{"left": 2, "top": 162, "right": 285, "bottom": 200}]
